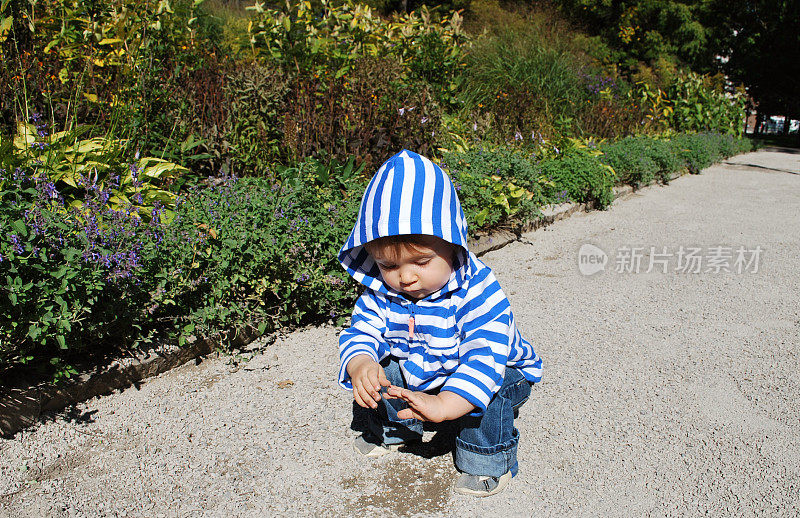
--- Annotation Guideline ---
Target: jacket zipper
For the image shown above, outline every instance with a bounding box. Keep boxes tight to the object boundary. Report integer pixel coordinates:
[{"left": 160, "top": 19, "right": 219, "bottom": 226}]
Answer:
[{"left": 408, "top": 303, "right": 415, "bottom": 340}]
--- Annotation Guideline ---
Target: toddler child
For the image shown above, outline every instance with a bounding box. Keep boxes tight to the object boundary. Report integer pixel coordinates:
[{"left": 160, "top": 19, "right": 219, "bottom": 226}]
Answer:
[{"left": 337, "top": 150, "right": 543, "bottom": 497}]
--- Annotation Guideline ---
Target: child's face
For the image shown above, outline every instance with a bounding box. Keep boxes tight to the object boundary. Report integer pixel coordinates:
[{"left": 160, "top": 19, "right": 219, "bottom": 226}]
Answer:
[{"left": 367, "top": 236, "right": 455, "bottom": 300}]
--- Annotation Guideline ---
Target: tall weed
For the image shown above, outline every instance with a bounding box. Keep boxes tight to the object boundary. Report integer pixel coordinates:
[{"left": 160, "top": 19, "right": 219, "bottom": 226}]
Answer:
[{"left": 461, "top": 27, "right": 589, "bottom": 139}]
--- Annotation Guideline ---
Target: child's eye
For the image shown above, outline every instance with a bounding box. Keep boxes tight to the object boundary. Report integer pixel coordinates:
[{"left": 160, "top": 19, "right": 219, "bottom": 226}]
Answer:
[
  {"left": 415, "top": 259, "right": 431, "bottom": 266},
  {"left": 379, "top": 263, "right": 397, "bottom": 270}
]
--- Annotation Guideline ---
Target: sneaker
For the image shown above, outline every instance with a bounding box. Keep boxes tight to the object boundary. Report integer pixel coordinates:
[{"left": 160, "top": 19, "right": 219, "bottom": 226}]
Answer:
[
  {"left": 353, "top": 435, "right": 404, "bottom": 457},
  {"left": 453, "top": 471, "right": 512, "bottom": 497}
]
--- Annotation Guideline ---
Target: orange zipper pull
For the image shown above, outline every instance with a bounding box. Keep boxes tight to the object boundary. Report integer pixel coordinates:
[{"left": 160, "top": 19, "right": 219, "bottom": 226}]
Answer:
[{"left": 408, "top": 316, "right": 415, "bottom": 339}]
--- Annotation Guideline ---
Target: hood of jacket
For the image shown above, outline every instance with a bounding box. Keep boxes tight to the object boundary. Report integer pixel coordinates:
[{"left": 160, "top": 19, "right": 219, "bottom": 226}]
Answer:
[{"left": 338, "top": 149, "right": 471, "bottom": 298}]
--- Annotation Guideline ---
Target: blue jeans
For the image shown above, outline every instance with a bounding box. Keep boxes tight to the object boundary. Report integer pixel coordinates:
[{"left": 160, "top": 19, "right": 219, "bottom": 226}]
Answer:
[{"left": 366, "top": 357, "right": 532, "bottom": 477}]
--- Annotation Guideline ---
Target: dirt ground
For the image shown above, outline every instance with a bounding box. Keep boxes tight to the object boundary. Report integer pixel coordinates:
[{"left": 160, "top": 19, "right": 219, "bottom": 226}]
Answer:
[{"left": 1, "top": 149, "right": 799, "bottom": 517}]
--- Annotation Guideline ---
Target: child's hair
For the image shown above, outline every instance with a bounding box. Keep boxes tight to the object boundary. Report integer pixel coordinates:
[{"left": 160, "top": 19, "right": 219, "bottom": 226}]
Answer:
[{"left": 364, "top": 234, "right": 453, "bottom": 262}]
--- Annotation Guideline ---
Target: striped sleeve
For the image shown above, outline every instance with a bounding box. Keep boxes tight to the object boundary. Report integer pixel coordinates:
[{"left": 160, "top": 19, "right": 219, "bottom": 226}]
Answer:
[
  {"left": 338, "top": 290, "right": 389, "bottom": 390},
  {"left": 441, "top": 274, "right": 512, "bottom": 415}
]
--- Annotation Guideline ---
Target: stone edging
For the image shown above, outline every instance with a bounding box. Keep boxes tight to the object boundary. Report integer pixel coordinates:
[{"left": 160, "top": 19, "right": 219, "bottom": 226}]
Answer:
[
  {"left": 0, "top": 328, "right": 262, "bottom": 437},
  {"left": 0, "top": 170, "right": 689, "bottom": 438}
]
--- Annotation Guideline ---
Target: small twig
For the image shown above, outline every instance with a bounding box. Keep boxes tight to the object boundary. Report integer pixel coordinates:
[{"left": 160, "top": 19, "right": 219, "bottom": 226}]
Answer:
[
  {"left": 0, "top": 486, "right": 25, "bottom": 499},
  {"left": 74, "top": 427, "right": 104, "bottom": 438}
]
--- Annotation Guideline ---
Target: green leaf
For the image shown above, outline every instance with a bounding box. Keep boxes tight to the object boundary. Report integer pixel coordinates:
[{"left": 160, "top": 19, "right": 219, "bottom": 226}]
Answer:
[
  {"left": 11, "top": 219, "right": 27, "bottom": 237},
  {"left": 56, "top": 335, "right": 67, "bottom": 349},
  {"left": 63, "top": 248, "right": 81, "bottom": 261},
  {"left": 475, "top": 208, "right": 489, "bottom": 226},
  {"left": 27, "top": 324, "right": 41, "bottom": 340}
]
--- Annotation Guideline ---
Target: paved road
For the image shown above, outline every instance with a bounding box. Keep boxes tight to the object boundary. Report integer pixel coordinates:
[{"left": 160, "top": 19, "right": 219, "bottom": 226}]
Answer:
[{"left": 1, "top": 149, "right": 799, "bottom": 517}]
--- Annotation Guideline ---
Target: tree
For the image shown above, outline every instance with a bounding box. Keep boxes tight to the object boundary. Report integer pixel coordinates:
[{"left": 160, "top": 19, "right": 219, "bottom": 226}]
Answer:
[
  {"left": 708, "top": 0, "right": 800, "bottom": 134},
  {"left": 552, "top": 0, "right": 719, "bottom": 75}
]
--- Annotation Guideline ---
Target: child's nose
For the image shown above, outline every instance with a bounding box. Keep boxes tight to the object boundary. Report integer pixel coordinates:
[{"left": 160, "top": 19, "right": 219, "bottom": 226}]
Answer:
[{"left": 399, "top": 267, "right": 417, "bottom": 285}]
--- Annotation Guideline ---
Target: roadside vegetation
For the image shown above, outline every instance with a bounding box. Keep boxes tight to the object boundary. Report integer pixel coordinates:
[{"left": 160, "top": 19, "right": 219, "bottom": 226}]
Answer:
[{"left": 0, "top": 0, "right": 754, "bottom": 381}]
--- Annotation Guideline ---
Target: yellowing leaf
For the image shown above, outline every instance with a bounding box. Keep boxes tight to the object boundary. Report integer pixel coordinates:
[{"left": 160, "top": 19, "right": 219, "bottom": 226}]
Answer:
[
  {"left": 68, "top": 137, "right": 107, "bottom": 154},
  {"left": 98, "top": 38, "right": 122, "bottom": 45},
  {"left": 13, "top": 122, "right": 36, "bottom": 150},
  {"left": 138, "top": 158, "right": 188, "bottom": 179},
  {"left": 60, "top": 174, "right": 78, "bottom": 190},
  {"left": 83, "top": 93, "right": 99, "bottom": 102},
  {"left": 0, "top": 15, "right": 13, "bottom": 43}
]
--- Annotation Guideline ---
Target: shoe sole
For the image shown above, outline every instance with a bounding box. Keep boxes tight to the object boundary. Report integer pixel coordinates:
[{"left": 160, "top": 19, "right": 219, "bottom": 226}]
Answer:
[
  {"left": 453, "top": 471, "right": 512, "bottom": 497},
  {"left": 353, "top": 437, "right": 404, "bottom": 457},
  {"left": 362, "top": 443, "right": 402, "bottom": 457}
]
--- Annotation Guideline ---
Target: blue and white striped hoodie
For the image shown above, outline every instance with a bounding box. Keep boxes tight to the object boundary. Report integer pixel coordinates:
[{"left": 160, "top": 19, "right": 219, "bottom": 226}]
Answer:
[{"left": 337, "top": 150, "right": 542, "bottom": 415}]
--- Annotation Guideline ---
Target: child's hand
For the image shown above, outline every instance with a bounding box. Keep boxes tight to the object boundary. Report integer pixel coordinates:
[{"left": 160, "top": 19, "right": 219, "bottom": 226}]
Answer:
[
  {"left": 346, "top": 355, "right": 391, "bottom": 409},
  {"left": 388, "top": 387, "right": 475, "bottom": 423}
]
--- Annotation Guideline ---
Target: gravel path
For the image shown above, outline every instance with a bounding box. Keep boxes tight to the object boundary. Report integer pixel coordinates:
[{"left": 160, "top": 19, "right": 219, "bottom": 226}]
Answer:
[{"left": 2, "top": 149, "right": 799, "bottom": 517}]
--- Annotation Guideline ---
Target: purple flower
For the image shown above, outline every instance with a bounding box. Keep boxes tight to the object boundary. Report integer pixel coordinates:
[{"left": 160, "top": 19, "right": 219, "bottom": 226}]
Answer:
[
  {"left": 421, "top": 117, "right": 429, "bottom": 125},
  {"left": 9, "top": 234, "right": 24, "bottom": 254},
  {"left": 514, "top": 131, "right": 523, "bottom": 141},
  {"left": 40, "top": 180, "right": 58, "bottom": 199}
]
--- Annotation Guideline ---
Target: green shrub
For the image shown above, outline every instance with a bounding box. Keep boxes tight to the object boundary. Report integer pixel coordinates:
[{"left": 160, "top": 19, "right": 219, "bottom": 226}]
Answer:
[
  {"left": 442, "top": 148, "right": 543, "bottom": 231},
  {"left": 715, "top": 132, "right": 753, "bottom": 157},
  {"left": 669, "top": 132, "right": 752, "bottom": 174},
  {"left": 246, "top": 0, "right": 467, "bottom": 80},
  {"left": 151, "top": 172, "right": 363, "bottom": 341},
  {"left": 600, "top": 137, "right": 661, "bottom": 186},
  {"left": 600, "top": 136, "right": 684, "bottom": 185},
  {"left": 0, "top": 146, "right": 366, "bottom": 379},
  {"left": 443, "top": 146, "right": 544, "bottom": 193},
  {"left": 0, "top": 161, "right": 167, "bottom": 381},
  {"left": 668, "top": 73, "right": 747, "bottom": 136},
  {"left": 644, "top": 138, "right": 685, "bottom": 177},
  {"left": 538, "top": 150, "right": 616, "bottom": 208},
  {"left": 670, "top": 133, "right": 718, "bottom": 173},
  {"left": 602, "top": 133, "right": 751, "bottom": 183}
]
